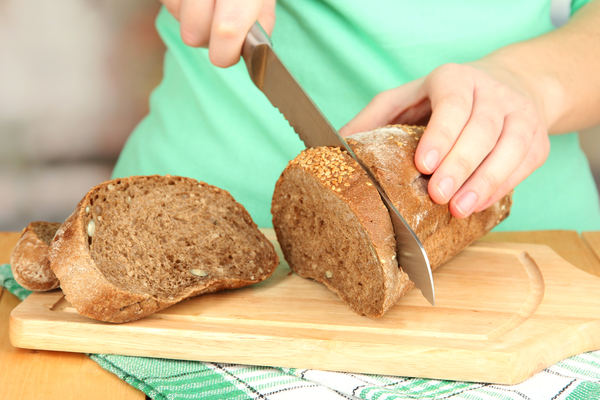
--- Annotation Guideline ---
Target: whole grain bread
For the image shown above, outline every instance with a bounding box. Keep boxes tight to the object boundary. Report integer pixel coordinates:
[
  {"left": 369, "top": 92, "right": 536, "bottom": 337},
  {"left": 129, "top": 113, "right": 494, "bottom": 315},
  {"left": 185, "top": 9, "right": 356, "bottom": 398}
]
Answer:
[
  {"left": 49, "top": 175, "right": 279, "bottom": 323},
  {"left": 272, "top": 125, "right": 512, "bottom": 318},
  {"left": 11, "top": 221, "right": 62, "bottom": 291}
]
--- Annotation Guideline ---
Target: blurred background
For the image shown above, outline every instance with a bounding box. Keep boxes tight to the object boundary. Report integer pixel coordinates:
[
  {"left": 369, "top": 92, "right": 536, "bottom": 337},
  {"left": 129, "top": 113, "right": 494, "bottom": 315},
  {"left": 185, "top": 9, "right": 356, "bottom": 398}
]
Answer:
[
  {"left": 0, "top": 0, "right": 599, "bottom": 231},
  {"left": 0, "top": 0, "right": 164, "bottom": 231}
]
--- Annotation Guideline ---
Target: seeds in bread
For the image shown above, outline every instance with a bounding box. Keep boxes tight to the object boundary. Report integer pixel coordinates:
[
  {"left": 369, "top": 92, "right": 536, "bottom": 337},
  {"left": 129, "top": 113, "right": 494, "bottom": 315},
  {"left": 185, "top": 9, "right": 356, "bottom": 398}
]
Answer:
[
  {"left": 10, "top": 221, "right": 62, "bottom": 291},
  {"left": 272, "top": 147, "right": 411, "bottom": 318},
  {"left": 272, "top": 125, "right": 512, "bottom": 318},
  {"left": 49, "top": 175, "right": 279, "bottom": 323}
]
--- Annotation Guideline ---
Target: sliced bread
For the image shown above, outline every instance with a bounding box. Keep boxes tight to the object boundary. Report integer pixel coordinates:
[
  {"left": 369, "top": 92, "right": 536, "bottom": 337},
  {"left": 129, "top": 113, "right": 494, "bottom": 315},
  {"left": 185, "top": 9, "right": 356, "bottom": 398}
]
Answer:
[
  {"left": 271, "top": 125, "right": 512, "bottom": 318},
  {"left": 49, "top": 175, "right": 279, "bottom": 323},
  {"left": 11, "top": 221, "right": 62, "bottom": 291}
]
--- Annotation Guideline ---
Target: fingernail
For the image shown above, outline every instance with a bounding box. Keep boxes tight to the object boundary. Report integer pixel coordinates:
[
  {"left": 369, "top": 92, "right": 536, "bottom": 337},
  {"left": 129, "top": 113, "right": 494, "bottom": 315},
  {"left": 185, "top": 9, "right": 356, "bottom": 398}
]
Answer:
[
  {"left": 423, "top": 149, "right": 438, "bottom": 173},
  {"left": 456, "top": 191, "right": 478, "bottom": 216},
  {"left": 436, "top": 177, "right": 454, "bottom": 202},
  {"left": 474, "top": 197, "right": 492, "bottom": 213}
]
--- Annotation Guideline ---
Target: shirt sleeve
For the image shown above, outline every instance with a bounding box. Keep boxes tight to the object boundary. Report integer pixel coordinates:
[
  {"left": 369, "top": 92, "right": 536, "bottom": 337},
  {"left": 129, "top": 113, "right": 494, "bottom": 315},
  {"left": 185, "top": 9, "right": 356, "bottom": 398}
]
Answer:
[{"left": 571, "top": 0, "right": 595, "bottom": 15}]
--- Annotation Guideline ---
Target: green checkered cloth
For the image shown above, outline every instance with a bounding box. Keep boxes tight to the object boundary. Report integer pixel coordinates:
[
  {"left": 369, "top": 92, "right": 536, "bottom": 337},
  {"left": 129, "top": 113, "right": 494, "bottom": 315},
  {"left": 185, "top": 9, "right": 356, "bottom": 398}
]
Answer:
[{"left": 2, "top": 263, "right": 600, "bottom": 400}]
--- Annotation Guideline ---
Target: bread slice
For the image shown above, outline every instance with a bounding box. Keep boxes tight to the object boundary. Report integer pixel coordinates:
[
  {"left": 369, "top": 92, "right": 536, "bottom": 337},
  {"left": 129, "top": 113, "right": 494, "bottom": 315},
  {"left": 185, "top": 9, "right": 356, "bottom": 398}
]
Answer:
[
  {"left": 11, "top": 221, "right": 62, "bottom": 291},
  {"left": 272, "top": 125, "right": 512, "bottom": 318},
  {"left": 49, "top": 175, "right": 279, "bottom": 323}
]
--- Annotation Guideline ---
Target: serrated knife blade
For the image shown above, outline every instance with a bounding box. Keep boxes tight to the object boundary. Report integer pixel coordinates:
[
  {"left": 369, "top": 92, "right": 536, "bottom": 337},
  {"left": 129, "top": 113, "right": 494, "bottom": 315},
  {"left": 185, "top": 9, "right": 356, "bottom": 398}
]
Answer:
[{"left": 242, "top": 22, "right": 435, "bottom": 306}]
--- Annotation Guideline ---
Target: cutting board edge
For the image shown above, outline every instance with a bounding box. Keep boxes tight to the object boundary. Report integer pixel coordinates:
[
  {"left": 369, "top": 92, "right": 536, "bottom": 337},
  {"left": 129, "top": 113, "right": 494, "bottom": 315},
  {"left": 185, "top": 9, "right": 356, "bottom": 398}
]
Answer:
[
  {"left": 11, "top": 300, "right": 600, "bottom": 385},
  {"left": 8, "top": 311, "right": 517, "bottom": 384},
  {"left": 9, "top": 239, "right": 600, "bottom": 385}
]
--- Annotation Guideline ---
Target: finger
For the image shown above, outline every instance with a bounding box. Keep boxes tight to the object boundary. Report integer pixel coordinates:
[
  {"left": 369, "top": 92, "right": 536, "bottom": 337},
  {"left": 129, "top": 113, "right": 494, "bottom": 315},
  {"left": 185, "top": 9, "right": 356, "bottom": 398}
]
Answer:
[
  {"left": 447, "top": 111, "right": 537, "bottom": 217},
  {"left": 414, "top": 64, "right": 476, "bottom": 177},
  {"left": 257, "top": 0, "right": 276, "bottom": 35},
  {"left": 339, "top": 79, "right": 425, "bottom": 137},
  {"left": 161, "top": 0, "right": 183, "bottom": 20},
  {"left": 209, "top": 0, "right": 264, "bottom": 67},
  {"left": 473, "top": 125, "right": 549, "bottom": 212},
  {"left": 426, "top": 87, "right": 505, "bottom": 205},
  {"left": 390, "top": 98, "right": 432, "bottom": 126},
  {"left": 179, "top": 0, "right": 215, "bottom": 47}
]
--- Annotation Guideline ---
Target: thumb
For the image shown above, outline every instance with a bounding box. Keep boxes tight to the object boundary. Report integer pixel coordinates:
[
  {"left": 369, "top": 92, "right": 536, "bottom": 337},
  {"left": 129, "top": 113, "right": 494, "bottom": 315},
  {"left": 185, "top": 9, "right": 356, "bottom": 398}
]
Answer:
[{"left": 339, "top": 78, "right": 426, "bottom": 138}]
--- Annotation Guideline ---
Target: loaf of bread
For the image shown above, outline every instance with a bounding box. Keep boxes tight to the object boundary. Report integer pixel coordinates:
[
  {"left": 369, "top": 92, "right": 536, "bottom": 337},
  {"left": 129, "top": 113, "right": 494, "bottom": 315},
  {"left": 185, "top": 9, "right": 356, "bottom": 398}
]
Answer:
[
  {"left": 11, "top": 221, "right": 62, "bottom": 291},
  {"left": 272, "top": 125, "right": 512, "bottom": 318},
  {"left": 49, "top": 175, "right": 279, "bottom": 323}
]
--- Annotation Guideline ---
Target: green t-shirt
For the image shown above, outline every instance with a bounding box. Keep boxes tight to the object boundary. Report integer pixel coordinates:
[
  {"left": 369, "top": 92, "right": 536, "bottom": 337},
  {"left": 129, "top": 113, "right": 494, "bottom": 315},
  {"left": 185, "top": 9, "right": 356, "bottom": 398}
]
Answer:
[{"left": 113, "top": 0, "right": 600, "bottom": 231}]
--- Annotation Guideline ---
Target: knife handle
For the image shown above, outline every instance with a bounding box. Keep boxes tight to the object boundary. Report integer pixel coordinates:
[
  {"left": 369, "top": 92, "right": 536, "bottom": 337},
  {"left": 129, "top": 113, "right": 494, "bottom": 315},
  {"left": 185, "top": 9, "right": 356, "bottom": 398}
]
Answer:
[{"left": 242, "top": 22, "right": 272, "bottom": 61}]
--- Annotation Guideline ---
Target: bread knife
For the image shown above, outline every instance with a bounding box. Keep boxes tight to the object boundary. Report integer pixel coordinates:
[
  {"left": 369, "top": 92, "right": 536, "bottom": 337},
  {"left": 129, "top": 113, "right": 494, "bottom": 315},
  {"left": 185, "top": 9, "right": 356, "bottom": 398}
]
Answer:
[{"left": 241, "top": 22, "right": 435, "bottom": 306}]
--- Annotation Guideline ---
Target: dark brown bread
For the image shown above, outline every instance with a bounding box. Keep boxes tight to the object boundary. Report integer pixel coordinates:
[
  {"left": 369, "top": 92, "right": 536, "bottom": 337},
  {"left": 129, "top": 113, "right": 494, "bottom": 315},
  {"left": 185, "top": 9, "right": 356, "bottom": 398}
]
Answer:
[
  {"left": 272, "top": 125, "right": 512, "bottom": 318},
  {"left": 49, "top": 175, "right": 279, "bottom": 323},
  {"left": 11, "top": 221, "right": 62, "bottom": 291}
]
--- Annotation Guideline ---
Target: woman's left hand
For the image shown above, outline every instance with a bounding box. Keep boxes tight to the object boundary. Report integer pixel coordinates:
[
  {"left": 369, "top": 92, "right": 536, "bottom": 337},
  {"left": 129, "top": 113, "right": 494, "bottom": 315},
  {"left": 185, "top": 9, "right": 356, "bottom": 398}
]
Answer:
[{"left": 339, "top": 61, "right": 550, "bottom": 219}]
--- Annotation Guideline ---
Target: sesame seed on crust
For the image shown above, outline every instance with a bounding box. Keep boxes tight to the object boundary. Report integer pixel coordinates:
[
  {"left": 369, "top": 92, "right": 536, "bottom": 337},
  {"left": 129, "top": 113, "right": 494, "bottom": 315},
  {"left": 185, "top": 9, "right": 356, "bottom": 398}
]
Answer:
[{"left": 292, "top": 147, "right": 360, "bottom": 194}]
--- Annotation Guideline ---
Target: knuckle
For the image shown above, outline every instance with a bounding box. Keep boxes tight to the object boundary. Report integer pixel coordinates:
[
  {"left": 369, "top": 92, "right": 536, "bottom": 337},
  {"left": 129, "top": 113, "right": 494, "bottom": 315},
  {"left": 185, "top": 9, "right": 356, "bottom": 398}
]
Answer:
[
  {"left": 433, "top": 121, "right": 457, "bottom": 147},
  {"left": 180, "top": 27, "right": 203, "bottom": 47},
  {"left": 495, "top": 84, "right": 511, "bottom": 100},
  {"left": 511, "top": 127, "right": 534, "bottom": 153},
  {"left": 479, "top": 170, "right": 501, "bottom": 194},
  {"left": 474, "top": 112, "right": 500, "bottom": 134},
  {"left": 519, "top": 99, "right": 537, "bottom": 116},
  {"left": 437, "top": 63, "right": 464, "bottom": 76},
  {"left": 453, "top": 154, "right": 474, "bottom": 178},
  {"left": 442, "top": 94, "right": 471, "bottom": 114},
  {"left": 214, "top": 20, "right": 242, "bottom": 39},
  {"left": 429, "top": 63, "right": 474, "bottom": 90}
]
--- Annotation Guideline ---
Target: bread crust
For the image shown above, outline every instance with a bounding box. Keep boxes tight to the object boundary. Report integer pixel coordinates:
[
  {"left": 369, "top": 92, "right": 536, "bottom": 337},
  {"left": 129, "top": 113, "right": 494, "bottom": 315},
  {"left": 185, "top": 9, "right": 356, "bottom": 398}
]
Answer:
[
  {"left": 49, "top": 175, "right": 279, "bottom": 323},
  {"left": 272, "top": 148, "right": 412, "bottom": 318},
  {"left": 11, "top": 221, "right": 61, "bottom": 291},
  {"left": 348, "top": 125, "right": 512, "bottom": 269},
  {"left": 272, "top": 125, "right": 512, "bottom": 318}
]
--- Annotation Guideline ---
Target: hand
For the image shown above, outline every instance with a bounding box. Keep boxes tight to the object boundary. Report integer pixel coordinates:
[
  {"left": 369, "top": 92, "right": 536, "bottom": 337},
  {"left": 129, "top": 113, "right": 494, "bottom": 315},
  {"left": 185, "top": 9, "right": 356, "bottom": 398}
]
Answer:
[
  {"left": 160, "top": 0, "right": 276, "bottom": 67},
  {"left": 340, "top": 62, "right": 551, "bottom": 219}
]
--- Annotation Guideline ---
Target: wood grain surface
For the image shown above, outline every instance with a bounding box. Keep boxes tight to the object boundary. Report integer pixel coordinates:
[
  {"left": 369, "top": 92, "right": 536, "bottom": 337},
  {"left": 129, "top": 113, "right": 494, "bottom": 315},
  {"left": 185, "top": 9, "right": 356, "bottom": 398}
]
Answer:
[
  {"left": 0, "top": 232, "right": 144, "bottom": 400},
  {"left": 483, "top": 230, "right": 600, "bottom": 277},
  {"left": 9, "top": 229, "right": 600, "bottom": 385},
  {"left": 582, "top": 231, "right": 600, "bottom": 267}
]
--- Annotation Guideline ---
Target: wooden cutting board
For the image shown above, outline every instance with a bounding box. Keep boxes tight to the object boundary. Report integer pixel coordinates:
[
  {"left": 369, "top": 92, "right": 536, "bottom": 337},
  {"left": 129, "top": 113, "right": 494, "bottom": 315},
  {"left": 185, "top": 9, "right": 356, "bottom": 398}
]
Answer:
[{"left": 10, "top": 229, "right": 600, "bottom": 384}]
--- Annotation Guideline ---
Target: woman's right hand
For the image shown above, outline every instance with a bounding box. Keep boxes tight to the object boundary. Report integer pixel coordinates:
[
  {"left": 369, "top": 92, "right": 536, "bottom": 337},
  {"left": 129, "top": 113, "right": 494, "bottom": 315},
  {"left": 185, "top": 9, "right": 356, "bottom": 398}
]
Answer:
[{"left": 160, "top": 0, "right": 276, "bottom": 68}]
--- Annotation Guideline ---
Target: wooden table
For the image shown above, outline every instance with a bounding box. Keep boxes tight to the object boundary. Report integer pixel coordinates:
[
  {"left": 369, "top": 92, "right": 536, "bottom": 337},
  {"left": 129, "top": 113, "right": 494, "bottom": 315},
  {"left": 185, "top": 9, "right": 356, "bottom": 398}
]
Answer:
[
  {"left": 2, "top": 230, "right": 600, "bottom": 399},
  {"left": 0, "top": 232, "right": 144, "bottom": 400}
]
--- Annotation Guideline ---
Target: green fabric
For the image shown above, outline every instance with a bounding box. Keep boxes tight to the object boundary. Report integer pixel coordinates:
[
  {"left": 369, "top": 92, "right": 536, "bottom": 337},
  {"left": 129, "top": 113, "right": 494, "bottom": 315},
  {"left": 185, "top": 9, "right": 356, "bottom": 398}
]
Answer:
[
  {"left": 571, "top": 0, "right": 594, "bottom": 15},
  {"left": 0, "top": 263, "right": 32, "bottom": 301},
  {"left": 3, "top": 263, "right": 600, "bottom": 398},
  {"left": 3, "top": 263, "right": 600, "bottom": 399},
  {"left": 567, "top": 381, "right": 600, "bottom": 399},
  {"left": 112, "top": 0, "right": 600, "bottom": 232}
]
